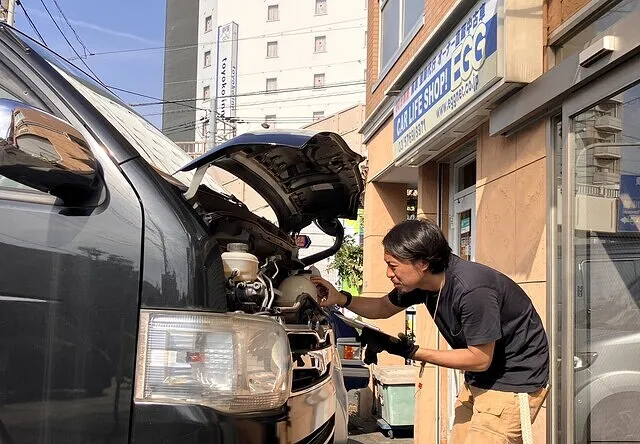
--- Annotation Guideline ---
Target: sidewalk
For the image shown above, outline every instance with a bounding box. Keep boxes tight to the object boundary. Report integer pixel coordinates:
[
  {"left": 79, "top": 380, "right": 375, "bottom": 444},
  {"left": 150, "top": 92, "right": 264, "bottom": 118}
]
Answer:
[
  {"left": 348, "top": 390, "right": 413, "bottom": 443},
  {"left": 348, "top": 414, "right": 413, "bottom": 443}
]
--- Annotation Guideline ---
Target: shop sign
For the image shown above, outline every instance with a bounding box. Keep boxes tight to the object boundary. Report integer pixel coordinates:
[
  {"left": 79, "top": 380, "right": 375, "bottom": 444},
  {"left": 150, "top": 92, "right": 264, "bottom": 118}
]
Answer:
[
  {"left": 393, "top": 0, "right": 500, "bottom": 157},
  {"left": 618, "top": 174, "right": 640, "bottom": 232}
]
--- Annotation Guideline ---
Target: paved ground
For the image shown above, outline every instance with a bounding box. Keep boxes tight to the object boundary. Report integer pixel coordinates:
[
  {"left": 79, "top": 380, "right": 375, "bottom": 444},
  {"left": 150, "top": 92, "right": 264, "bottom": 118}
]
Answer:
[
  {"left": 348, "top": 415, "right": 413, "bottom": 443},
  {"left": 347, "top": 390, "right": 413, "bottom": 443}
]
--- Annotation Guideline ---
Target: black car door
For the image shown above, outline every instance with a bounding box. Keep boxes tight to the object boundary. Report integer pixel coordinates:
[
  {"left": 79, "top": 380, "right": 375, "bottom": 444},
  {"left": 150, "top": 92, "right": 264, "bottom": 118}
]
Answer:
[{"left": 0, "top": 53, "right": 142, "bottom": 443}]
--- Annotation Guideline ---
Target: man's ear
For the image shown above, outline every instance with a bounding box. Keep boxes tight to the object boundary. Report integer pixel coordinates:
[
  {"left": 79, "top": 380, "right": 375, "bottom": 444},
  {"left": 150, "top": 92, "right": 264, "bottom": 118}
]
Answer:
[{"left": 418, "top": 260, "right": 430, "bottom": 272}]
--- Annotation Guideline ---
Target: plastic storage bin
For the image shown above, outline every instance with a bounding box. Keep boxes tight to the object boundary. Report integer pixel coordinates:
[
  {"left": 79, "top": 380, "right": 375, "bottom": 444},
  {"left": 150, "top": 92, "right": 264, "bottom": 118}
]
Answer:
[{"left": 373, "top": 365, "right": 418, "bottom": 428}]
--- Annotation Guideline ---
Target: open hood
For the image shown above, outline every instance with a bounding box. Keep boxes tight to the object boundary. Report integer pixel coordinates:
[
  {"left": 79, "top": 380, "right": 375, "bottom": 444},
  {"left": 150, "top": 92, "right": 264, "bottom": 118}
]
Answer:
[{"left": 180, "top": 130, "right": 364, "bottom": 233}]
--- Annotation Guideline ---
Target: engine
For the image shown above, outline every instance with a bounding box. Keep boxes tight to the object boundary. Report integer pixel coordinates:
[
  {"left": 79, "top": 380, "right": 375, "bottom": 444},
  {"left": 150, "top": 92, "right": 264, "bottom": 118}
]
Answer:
[{"left": 222, "top": 243, "right": 327, "bottom": 326}]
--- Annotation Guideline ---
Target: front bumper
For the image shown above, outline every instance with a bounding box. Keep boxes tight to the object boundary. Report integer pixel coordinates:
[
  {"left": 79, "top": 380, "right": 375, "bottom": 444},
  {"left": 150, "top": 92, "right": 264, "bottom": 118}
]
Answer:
[
  {"left": 130, "top": 380, "right": 337, "bottom": 444},
  {"left": 131, "top": 403, "right": 288, "bottom": 443}
]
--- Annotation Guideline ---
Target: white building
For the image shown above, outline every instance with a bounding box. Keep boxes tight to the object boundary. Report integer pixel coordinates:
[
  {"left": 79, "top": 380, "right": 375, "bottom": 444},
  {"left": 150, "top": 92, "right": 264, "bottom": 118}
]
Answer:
[
  {"left": 163, "top": 0, "right": 367, "bottom": 287},
  {"left": 163, "top": 0, "right": 367, "bottom": 150}
]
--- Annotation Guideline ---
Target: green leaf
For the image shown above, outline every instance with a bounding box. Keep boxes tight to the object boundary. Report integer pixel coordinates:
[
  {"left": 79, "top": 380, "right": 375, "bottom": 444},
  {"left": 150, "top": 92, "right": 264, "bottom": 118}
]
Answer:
[{"left": 329, "top": 235, "right": 363, "bottom": 293}]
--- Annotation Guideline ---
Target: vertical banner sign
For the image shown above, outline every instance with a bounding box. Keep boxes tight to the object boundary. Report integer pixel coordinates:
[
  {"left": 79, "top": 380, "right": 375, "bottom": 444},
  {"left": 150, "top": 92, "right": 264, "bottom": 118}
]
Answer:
[
  {"left": 215, "top": 22, "right": 239, "bottom": 121},
  {"left": 393, "top": 0, "right": 499, "bottom": 157}
]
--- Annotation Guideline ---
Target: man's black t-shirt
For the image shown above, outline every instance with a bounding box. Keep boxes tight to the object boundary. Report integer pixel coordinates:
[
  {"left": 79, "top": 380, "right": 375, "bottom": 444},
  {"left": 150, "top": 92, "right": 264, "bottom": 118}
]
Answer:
[{"left": 389, "top": 255, "right": 549, "bottom": 393}]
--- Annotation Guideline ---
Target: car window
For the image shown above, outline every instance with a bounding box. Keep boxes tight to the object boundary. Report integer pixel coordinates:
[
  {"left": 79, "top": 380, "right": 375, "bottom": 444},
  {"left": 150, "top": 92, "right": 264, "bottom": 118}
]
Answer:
[{"left": 23, "top": 39, "right": 228, "bottom": 196}]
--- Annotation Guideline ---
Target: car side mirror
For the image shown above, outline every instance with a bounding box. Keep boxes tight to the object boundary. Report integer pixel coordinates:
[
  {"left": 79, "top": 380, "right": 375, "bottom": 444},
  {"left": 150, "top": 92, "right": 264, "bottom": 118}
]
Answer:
[{"left": 0, "top": 99, "right": 101, "bottom": 205}]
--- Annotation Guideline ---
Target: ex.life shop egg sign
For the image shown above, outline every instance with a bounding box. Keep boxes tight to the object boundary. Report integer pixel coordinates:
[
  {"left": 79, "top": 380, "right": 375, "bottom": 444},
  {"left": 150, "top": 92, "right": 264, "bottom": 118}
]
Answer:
[{"left": 393, "top": 0, "right": 500, "bottom": 157}]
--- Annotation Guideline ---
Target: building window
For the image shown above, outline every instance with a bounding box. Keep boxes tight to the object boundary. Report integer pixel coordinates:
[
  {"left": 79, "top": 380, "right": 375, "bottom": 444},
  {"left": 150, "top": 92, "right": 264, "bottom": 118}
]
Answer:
[
  {"left": 314, "top": 35, "right": 326, "bottom": 53},
  {"left": 380, "top": 0, "right": 424, "bottom": 69},
  {"left": 267, "top": 41, "right": 278, "bottom": 58},
  {"left": 364, "top": 30, "right": 368, "bottom": 48},
  {"left": 204, "top": 15, "right": 213, "bottom": 33},
  {"left": 313, "top": 111, "right": 325, "bottom": 121},
  {"left": 266, "top": 77, "right": 278, "bottom": 92},
  {"left": 364, "top": 69, "right": 367, "bottom": 81},
  {"left": 315, "top": 0, "right": 327, "bottom": 15},
  {"left": 264, "top": 114, "right": 276, "bottom": 128},
  {"left": 364, "top": 0, "right": 368, "bottom": 9},
  {"left": 267, "top": 4, "right": 279, "bottom": 21},
  {"left": 313, "top": 73, "right": 325, "bottom": 88},
  {"left": 554, "top": 0, "right": 640, "bottom": 63},
  {"left": 203, "top": 85, "right": 210, "bottom": 100},
  {"left": 204, "top": 50, "right": 211, "bottom": 67}
]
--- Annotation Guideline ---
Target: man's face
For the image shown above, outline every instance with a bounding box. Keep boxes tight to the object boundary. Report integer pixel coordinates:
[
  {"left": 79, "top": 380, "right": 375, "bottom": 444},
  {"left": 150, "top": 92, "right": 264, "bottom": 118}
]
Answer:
[{"left": 384, "top": 252, "right": 427, "bottom": 293}]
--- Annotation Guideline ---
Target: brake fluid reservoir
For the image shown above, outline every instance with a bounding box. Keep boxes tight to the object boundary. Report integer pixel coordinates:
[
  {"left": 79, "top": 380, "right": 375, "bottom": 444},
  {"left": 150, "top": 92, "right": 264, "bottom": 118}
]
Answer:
[
  {"left": 221, "top": 243, "right": 259, "bottom": 281},
  {"left": 277, "top": 273, "right": 318, "bottom": 306}
]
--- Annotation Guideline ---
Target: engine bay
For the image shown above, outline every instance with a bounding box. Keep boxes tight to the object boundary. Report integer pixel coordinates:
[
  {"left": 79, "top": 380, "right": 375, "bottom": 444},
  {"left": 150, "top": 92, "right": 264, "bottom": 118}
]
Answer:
[{"left": 195, "top": 192, "right": 332, "bottom": 330}]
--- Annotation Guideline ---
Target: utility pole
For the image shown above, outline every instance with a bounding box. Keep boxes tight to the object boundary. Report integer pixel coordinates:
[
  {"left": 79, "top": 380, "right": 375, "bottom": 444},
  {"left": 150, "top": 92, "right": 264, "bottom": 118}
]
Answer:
[{"left": 0, "top": 0, "right": 16, "bottom": 26}]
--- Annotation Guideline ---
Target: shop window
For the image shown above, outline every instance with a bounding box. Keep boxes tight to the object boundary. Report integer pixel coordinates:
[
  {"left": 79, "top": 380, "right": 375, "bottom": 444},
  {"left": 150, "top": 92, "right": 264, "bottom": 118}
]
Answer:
[
  {"left": 554, "top": 0, "right": 640, "bottom": 63},
  {"left": 380, "top": 0, "right": 424, "bottom": 70},
  {"left": 455, "top": 160, "right": 476, "bottom": 193},
  {"left": 314, "top": 35, "right": 327, "bottom": 53},
  {"left": 557, "top": 82, "right": 640, "bottom": 443},
  {"left": 266, "top": 41, "right": 278, "bottom": 58},
  {"left": 267, "top": 4, "right": 279, "bottom": 21}
]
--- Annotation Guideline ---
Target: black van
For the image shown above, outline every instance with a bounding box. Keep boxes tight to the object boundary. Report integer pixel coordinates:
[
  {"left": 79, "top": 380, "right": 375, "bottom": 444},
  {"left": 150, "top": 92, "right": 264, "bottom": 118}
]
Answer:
[{"left": 0, "top": 25, "right": 369, "bottom": 443}]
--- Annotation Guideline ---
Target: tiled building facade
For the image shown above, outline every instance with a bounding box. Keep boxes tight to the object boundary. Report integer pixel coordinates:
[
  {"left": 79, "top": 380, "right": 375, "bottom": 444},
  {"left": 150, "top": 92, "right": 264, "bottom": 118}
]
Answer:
[{"left": 362, "top": 0, "right": 640, "bottom": 443}]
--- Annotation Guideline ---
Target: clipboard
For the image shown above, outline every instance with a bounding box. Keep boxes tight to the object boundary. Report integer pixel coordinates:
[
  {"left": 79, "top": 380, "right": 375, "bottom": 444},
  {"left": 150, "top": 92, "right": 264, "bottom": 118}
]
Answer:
[{"left": 333, "top": 311, "right": 381, "bottom": 331}]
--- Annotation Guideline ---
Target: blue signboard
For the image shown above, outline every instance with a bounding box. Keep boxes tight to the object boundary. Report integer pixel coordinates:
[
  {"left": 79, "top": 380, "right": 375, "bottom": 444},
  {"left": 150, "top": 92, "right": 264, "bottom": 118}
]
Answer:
[
  {"left": 392, "top": 0, "right": 500, "bottom": 157},
  {"left": 618, "top": 174, "right": 640, "bottom": 232}
]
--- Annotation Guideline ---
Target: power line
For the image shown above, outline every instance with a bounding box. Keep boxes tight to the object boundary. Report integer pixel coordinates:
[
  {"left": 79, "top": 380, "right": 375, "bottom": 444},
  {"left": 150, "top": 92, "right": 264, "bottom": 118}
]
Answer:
[
  {"left": 107, "top": 85, "right": 211, "bottom": 112},
  {"left": 68, "top": 19, "right": 366, "bottom": 60},
  {"left": 51, "top": 0, "right": 91, "bottom": 57},
  {"left": 142, "top": 97, "right": 362, "bottom": 117},
  {"left": 128, "top": 80, "right": 366, "bottom": 107},
  {"left": 163, "top": 58, "right": 364, "bottom": 85},
  {"left": 37, "top": 0, "right": 105, "bottom": 87},
  {"left": 16, "top": 0, "right": 46, "bottom": 45}
]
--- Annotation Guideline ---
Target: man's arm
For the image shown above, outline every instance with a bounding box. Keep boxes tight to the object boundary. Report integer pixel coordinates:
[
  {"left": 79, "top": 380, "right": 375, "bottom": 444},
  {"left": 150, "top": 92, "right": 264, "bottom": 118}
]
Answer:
[
  {"left": 412, "top": 342, "right": 495, "bottom": 372},
  {"left": 310, "top": 276, "right": 405, "bottom": 319},
  {"left": 345, "top": 293, "right": 405, "bottom": 319}
]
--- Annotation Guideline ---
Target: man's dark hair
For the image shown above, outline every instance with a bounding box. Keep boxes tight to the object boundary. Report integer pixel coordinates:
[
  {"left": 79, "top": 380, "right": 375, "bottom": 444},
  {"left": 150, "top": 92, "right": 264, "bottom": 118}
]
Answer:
[{"left": 382, "top": 219, "right": 452, "bottom": 274}]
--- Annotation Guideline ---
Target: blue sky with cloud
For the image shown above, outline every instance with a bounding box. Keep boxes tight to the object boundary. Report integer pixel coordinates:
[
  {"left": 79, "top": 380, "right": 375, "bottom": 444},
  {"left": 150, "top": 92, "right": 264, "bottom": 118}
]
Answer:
[{"left": 15, "top": 0, "right": 167, "bottom": 127}]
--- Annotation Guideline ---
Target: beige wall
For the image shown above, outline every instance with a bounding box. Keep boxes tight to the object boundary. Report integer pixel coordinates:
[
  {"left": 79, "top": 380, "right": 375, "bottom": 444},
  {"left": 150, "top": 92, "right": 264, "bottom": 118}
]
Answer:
[
  {"left": 475, "top": 120, "right": 548, "bottom": 442},
  {"left": 362, "top": 180, "right": 407, "bottom": 365}
]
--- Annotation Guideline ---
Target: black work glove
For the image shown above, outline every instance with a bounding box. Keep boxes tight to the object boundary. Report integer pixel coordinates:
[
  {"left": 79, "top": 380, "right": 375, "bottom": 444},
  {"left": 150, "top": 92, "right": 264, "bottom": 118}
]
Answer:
[{"left": 359, "top": 327, "right": 419, "bottom": 365}]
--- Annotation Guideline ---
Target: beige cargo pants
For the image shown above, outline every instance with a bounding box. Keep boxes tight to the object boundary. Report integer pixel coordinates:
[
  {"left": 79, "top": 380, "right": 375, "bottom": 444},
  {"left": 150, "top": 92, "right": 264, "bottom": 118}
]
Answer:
[{"left": 450, "top": 384, "right": 549, "bottom": 444}]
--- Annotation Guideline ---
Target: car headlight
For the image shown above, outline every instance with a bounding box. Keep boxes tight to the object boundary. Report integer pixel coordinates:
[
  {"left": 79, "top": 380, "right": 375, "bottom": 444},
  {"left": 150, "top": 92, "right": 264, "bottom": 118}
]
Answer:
[
  {"left": 574, "top": 352, "right": 598, "bottom": 371},
  {"left": 134, "top": 310, "right": 292, "bottom": 413}
]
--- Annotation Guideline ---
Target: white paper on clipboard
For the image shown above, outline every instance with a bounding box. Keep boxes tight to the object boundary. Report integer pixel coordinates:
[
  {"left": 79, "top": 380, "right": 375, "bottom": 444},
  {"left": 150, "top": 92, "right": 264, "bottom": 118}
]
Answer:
[{"left": 333, "top": 311, "right": 381, "bottom": 331}]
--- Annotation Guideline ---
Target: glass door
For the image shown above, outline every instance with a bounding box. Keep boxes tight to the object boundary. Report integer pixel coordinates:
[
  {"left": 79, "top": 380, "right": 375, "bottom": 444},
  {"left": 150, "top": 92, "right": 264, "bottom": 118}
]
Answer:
[
  {"left": 447, "top": 151, "right": 477, "bottom": 432},
  {"left": 451, "top": 153, "right": 477, "bottom": 261},
  {"left": 562, "top": 76, "right": 640, "bottom": 443}
]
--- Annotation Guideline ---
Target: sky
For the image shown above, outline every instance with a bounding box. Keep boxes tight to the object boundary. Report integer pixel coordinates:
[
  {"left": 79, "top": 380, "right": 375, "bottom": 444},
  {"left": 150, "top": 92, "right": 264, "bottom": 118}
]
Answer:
[{"left": 14, "top": 0, "right": 167, "bottom": 127}]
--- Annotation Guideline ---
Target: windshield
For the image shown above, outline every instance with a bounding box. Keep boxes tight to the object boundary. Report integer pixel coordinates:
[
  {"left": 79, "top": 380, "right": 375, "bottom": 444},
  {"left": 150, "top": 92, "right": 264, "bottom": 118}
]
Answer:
[{"left": 23, "top": 36, "right": 228, "bottom": 195}]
